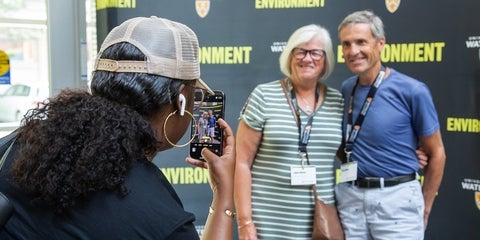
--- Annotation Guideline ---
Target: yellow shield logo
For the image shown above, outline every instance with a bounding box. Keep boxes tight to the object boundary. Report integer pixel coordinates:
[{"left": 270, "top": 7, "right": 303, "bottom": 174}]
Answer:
[
  {"left": 385, "top": 0, "right": 401, "bottom": 13},
  {"left": 196, "top": 0, "right": 210, "bottom": 18},
  {"left": 476, "top": 192, "right": 480, "bottom": 210},
  {"left": 0, "top": 50, "right": 10, "bottom": 76}
]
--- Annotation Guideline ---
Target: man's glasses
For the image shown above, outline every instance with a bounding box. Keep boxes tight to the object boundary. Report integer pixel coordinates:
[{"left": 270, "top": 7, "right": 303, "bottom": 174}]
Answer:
[{"left": 292, "top": 48, "right": 326, "bottom": 60}]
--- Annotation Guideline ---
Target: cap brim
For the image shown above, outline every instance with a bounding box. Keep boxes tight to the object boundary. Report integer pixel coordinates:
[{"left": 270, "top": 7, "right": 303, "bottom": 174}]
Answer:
[{"left": 195, "top": 78, "right": 214, "bottom": 95}]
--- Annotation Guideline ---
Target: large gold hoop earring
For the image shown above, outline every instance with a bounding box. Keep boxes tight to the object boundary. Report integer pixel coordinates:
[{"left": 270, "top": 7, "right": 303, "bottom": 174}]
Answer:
[{"left": 163, "top": 110, "right": 197, "bottom": 148}]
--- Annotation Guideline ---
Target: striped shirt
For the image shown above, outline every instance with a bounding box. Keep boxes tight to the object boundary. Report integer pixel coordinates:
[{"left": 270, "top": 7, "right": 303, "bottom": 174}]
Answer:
[{"left": 239, "top": 79, "right": 343, "bottom": 239}]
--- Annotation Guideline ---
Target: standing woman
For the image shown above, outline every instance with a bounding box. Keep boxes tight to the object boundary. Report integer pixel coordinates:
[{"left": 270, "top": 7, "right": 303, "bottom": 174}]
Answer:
[
  {"left": 0, "top": 16, "right": 235, "bottom": 239},
  {"left": 197, "top": 112, "right": 209, "bottom": 143},
  {"left": 234, "top": 24, "right": 343, "bottom": 239}
]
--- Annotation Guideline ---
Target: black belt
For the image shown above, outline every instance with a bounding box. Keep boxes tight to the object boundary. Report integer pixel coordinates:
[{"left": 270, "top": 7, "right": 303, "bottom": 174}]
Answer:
[{"left": 349, "top": 173, "right": 417, "bottom": 188}]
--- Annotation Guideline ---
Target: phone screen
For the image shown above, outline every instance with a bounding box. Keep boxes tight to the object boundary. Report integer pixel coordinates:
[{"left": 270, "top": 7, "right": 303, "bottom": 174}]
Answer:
[{"left": 189, "top": 90, "right": 225, "bottom": 160}]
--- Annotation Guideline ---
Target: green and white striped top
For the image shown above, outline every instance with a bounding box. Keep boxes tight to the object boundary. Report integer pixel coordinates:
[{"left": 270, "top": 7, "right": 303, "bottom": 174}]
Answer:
[{"left": 239, "top": 79, "right": 343, "bottom": 239}]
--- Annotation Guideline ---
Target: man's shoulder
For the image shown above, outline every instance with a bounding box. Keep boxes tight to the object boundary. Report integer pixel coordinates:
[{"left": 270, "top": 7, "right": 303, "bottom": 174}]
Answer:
[
  {"left": 388, "top": 68, "right": 427, "bottom": 89},
  {"left": 389, "top": 68, "right": 420, "bottom": 82}
]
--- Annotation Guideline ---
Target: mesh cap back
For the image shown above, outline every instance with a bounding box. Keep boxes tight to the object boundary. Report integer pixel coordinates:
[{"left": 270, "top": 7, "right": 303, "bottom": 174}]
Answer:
[{"left": 94, "top": 16, "right": 212, "bottom": 94}]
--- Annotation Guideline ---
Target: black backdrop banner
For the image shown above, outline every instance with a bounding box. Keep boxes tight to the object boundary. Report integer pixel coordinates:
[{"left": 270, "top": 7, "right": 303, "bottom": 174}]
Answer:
[{"left": 95, "top": 0, "right": 480, "bottom": 239}]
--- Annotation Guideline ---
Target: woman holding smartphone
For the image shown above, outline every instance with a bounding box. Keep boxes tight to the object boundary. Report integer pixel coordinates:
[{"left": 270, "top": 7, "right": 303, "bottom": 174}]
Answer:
[{"left": 0, "top": 16, "right": 236, "bottom": 240}]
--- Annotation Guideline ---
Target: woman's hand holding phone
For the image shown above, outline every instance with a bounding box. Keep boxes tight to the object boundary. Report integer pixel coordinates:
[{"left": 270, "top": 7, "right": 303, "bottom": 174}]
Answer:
[{"left": 186, "top": 118, "right": 236, "bottom": 240}]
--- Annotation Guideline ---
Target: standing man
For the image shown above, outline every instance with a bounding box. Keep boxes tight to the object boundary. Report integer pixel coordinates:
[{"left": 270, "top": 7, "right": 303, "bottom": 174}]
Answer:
[
  {"left": 207, "top": 110, "right": 217, "bottom": 143},
  {"left": 335, "top": 10, "right": 446, "bottom": 239}
]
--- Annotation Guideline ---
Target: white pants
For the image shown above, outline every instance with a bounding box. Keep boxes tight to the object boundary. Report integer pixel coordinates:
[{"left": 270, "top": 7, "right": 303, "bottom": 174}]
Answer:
[{"left": 335, "top": 180, "right": 424, "bottom": 240}]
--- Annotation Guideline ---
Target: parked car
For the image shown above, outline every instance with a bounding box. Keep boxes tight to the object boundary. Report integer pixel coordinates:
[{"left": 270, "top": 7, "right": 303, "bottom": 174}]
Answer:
[{"left": 0, "top": 83, "right": 49, "bottom": 122}]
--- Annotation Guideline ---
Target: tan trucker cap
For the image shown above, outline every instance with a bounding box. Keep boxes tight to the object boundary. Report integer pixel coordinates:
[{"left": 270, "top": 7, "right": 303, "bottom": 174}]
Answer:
[{"left": 93, "top": 16, "right": 213, "bottom": 94}]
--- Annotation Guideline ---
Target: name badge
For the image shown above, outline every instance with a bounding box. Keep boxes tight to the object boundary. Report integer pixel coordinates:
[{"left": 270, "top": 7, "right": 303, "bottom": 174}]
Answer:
[
  {"left": 339, "top": 161, "right": 358, "bottom": 183},
  {"left": 290, "top": 166, "right": 316, "bottom": 185}
]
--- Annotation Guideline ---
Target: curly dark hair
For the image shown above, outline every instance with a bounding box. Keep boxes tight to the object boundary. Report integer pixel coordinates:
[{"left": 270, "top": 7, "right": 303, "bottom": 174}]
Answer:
[
  {"left": 11, "top": 41, "right": 189, "bottom": 214},
  {"left": 11, "top": 89, "right": 157, "bottom": 214}
]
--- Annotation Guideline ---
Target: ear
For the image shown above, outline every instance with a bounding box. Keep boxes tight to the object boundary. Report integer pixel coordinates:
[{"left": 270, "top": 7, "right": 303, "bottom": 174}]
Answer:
[{"left": 377, "top": 36, "right": 386, "bottom": 51}]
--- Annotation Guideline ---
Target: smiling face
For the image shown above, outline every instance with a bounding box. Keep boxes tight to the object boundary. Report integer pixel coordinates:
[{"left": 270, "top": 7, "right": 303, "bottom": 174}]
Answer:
[
  {"left": 339, "top": 23, "right": 385, "bottom": 82},
  {"left": 289, "top": 37, "right": 326, "bottom": 85}
]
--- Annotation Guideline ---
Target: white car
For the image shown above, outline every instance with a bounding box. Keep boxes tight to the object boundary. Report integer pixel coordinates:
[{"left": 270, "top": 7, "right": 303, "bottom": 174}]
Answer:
[{"left": 0, "top": 83, "right": 49, "bottom": 122}]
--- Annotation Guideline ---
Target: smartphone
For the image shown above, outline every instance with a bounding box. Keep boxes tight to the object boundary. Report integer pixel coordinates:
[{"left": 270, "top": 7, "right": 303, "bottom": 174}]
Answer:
[{"left": 189, "top": 90, "right": 225, "bottom": 160}]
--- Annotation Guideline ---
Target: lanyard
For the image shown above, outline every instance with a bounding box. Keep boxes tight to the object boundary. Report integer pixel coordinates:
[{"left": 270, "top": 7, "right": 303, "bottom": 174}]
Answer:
[
  {"left": 281, "top": 78, "right": 320, "bottom": 166},
  {"left": 291, "top": 86, "right": 319, "bottom": 153},
  {"left": 344, "top": 67, "right": 386, "bottom": 161}
]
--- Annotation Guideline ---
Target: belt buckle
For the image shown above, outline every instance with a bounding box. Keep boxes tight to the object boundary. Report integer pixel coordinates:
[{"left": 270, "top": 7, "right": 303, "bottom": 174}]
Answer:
[
  {"left": 364, "top": 177, "right": 384, "bottom": 188},
  {"left": 363, "top": 177, "right": 372, "bottom": 188}
]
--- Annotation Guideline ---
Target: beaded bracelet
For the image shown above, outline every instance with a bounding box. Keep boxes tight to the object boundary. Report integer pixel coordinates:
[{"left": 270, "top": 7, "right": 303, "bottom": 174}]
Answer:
[{"left": 209, "top": 206, "right": 236, "bottom": 218}]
